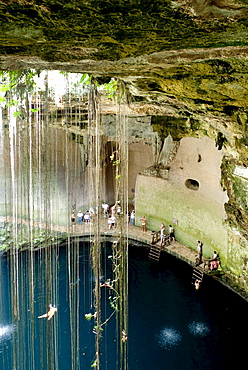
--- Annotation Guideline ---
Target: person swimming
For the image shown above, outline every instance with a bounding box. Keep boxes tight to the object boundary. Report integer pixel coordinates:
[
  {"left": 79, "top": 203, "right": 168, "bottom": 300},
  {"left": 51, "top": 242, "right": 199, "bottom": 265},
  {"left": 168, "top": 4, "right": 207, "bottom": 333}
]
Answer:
[
  {"left": 194, "top": 279, "right": 201, "bottom": 290},
  {"left": 122, "top": 329, "right": 128, "bottom": 342},
  {"left": 38, "top": 304, "right": 57, "bottom": 320}
]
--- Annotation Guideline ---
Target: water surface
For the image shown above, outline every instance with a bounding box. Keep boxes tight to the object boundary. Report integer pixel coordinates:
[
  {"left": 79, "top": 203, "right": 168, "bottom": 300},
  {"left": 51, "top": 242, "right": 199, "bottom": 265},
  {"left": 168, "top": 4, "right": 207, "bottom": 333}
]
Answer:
[{"left": 0, "top": 243, "right": 247, "bottom": 369}]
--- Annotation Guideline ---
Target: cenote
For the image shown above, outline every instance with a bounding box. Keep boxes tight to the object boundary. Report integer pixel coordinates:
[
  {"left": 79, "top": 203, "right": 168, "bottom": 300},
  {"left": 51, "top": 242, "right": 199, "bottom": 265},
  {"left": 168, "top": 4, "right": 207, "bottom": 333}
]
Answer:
[{"left": 0, "top": 241, "right": 247, "bottom": 370}]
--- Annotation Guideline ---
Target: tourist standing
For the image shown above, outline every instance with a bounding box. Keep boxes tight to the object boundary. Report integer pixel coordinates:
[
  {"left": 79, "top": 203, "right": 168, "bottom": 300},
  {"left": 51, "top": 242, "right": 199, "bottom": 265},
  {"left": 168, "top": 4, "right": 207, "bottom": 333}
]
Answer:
[
  {"left": 111, "top": 215, "right": 116, "bottom": 229},
  {"left": 111, "top": 204, "right": 116, "bottom": 216},
  {"left": 169, "top": 224, "right": 175, "bottom": 242},
  {"left": 77, "top": 211, "right": 83, "bottom": 225},
  {"left": 84, "top": 212, "right": 90, "bottom": 223},
  {"left": 160, "top": 223, "right": 166, "bottom": 244},
  {"left": 197, "top": 240, "right": 203, "bottom": 264},
  {"left": 130, "top": 210, "right": 135, "bottom": 226},
  {"left": 102, "top": 202, "right": 109, "bottom": 217},
  {"left": 140, "top": 216, "right": 147, "bottom": 232},
  {"left": 71, "top": 212, "right": 75, "bottom": 225},
  {"left": 108, "top": 216, "right": 112, "bottom": 229},
  {"left": 116, "top": 203, "right": 121, "bottom": 216}
]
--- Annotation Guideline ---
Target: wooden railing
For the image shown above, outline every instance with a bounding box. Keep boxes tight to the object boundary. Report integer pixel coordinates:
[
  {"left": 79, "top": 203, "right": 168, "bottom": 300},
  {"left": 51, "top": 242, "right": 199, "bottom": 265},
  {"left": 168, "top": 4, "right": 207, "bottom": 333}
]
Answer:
[{"left": 151, "top": 231, "right": 170, "bottom": 247}]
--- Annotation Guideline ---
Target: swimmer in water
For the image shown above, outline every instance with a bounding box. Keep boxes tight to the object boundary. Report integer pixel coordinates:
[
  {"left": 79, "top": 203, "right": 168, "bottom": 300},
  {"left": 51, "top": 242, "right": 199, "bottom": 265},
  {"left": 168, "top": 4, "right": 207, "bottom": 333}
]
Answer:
[
  {"left": 194, "top": 279, "right": 201, "bottom": 290},
  {"left": 38, "top": 304, "right": 57, "bottom": 320},
  {"left": 122, "top": 329, "right": 128, "bottom": 342}
]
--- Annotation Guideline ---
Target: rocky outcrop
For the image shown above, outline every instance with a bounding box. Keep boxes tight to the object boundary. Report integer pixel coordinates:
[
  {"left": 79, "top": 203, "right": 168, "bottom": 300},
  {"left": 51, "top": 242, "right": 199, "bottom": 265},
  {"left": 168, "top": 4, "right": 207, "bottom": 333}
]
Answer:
[
  {"left": 173, "top": 0, "right": 247, "bottom": 18},
  {"left": 0, "top": 0, "right": 247, "bottom": 62}
]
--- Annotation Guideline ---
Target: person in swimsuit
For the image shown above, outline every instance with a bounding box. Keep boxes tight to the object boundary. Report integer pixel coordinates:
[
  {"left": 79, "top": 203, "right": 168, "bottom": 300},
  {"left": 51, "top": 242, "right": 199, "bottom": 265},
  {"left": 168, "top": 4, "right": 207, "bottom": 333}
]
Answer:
[
  {"left": 71, "top": 212, "right": 75, "bottom": 225},
  {"left": 195, "top": 279, "right": 201, "bottom": 290},
  {"left": 169, "top": 225, "right": 175, "bottom": 242},
  {"left": 160, "top": 223, "right": 166, "bottom": 245},
  {"left": 38, "top": 304, "right": 57, "bottom": 320},
  {"left": 140, "top": 216, "right": 147, "bottom": 232}
]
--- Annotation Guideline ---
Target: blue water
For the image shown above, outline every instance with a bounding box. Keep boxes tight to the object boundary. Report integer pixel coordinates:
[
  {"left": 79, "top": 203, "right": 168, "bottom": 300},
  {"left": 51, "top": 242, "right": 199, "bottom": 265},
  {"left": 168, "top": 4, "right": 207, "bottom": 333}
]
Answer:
[{"left": 0, "top": 242, "right": 247, "bottom": 369}]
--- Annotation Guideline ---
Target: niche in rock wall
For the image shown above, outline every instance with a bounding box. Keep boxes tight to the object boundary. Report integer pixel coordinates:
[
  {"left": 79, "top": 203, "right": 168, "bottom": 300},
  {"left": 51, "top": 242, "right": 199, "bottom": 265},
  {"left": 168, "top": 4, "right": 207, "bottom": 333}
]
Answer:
[{"left": 185, "top": 179, "right": 199, "bottom": 191}]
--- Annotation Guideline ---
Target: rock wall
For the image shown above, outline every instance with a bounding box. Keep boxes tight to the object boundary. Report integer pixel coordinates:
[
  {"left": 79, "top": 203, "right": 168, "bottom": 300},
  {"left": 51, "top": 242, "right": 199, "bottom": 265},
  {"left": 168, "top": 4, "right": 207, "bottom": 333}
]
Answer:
[
  {"left": 134, "top": 134, "right": 248, "bottom": 295},
  {"left": 135, "top": 137, "right": 229, "bottom": 261}
]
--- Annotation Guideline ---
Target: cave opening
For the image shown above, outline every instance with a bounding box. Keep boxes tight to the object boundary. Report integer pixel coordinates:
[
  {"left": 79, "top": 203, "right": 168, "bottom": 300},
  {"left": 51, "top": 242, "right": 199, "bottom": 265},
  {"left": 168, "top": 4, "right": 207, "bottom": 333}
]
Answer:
[{"left": 185, "top": 178, "right": 200, "bottom": 190}]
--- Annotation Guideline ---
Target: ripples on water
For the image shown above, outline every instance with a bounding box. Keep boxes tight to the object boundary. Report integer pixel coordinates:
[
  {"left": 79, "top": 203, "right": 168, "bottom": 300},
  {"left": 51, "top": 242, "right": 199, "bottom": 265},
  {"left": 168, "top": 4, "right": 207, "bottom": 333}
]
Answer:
[
  {"left": 157, "top": 327, "right": 182, "bottom": 350},
  {"left": 0, "top": 243, "right": 248, "bottom": 369},
  {"left": 157, "top": 321, "right": 209, "bottom": 351},
  {"left": 0, "top": 325, "right": 14, "bottom": 354},
  {"left": 188, "top": 321, "right": 210, "bottom": 337},
  {"left": 0, "top": 325, "right": 13, "bottom": 339}
]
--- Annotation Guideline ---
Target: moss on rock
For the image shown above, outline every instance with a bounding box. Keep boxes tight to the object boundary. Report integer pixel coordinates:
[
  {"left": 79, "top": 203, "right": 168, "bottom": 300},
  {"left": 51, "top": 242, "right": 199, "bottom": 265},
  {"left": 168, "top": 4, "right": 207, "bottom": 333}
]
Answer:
[{"left": 0, "top": 0, "right": 247, "bottom": 61}]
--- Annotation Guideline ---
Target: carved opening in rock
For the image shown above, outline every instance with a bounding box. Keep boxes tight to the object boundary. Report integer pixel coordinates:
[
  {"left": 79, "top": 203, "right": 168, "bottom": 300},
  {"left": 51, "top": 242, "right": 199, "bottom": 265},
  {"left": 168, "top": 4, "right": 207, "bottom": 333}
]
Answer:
[
  {"left": 198, "top": 154, "right": 202, "bottom": 162},
  {"left": 185, "top": 179, "right": 199, "bottom": 191}
]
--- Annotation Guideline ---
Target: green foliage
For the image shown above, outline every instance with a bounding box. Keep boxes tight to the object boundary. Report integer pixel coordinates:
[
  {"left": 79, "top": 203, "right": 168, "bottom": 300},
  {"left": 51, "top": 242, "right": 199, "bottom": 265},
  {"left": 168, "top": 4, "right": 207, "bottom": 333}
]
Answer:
[
  {"left": 6, "top": 99, "right": 18, "bottom": 107},
  {"left": 80, "top": 73, "right": 92, "bottom": 86},
  {"left": 103, "top": 78, "right": 117, "bottom": 98},
  {"left": 91, "top": 359, "right": 98, "bottom": 368},
  {"left": 85, "top": 313, "right": 94, "bottom": 321},
  {"left": 0, "top": 70, "right": 37, "bottom": 92},
  {"left": 0, "top": 83, "right": 12, "bottom": 93},
  {"left": 0, "top": 69, "right": 42, "bottom": 118},
  {"left": 93, "top": 325, "right": 103, "bottom": 333},
  {"left": 108, "top": 295, "right": 119, "bottom": 310},
  {"left": 0, "top": 225, "right": 61, "bottom": 252},
  {"left": 78, "top": 74, "right": 119, "bottom": 99}
]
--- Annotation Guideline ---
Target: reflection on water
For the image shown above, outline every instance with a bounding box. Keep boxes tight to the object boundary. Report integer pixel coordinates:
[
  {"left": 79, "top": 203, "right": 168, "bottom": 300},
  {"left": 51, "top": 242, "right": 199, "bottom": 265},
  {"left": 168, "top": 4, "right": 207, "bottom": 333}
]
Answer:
[
  {"left": 157, "top": 321, "right": 210, "bottom": 352},
  {"left": 157, "top": 327, "right": 182, "bottom": 350},
  {"left": 0, "top": 325, "right": 14, "bottom": 339},
  {"left": 0, "top": 325, "right": 14, "bottom": 356},
  {"left": 0, "top": 243, "right": 248, "bottom": 369},
  {"left": 188, "top": 321, "right": 210, "bottom": 337}
]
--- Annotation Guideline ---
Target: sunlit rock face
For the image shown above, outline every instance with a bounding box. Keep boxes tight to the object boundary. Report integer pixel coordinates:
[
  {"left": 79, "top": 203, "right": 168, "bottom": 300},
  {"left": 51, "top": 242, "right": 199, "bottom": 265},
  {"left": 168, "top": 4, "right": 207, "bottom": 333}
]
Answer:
[{"left": 136, "top": 136, "right": 229, "bottom": 261}]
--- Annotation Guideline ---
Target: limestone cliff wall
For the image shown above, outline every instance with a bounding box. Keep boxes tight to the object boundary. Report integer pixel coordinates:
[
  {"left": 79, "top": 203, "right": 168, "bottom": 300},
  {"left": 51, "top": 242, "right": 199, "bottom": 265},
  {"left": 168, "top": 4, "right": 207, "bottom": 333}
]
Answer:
[
  {"left": 135, "top": 137, "right": 229, "bottom": 261},
  {"left": 134, "top": 134, "right": 248, "bottom": 295}
]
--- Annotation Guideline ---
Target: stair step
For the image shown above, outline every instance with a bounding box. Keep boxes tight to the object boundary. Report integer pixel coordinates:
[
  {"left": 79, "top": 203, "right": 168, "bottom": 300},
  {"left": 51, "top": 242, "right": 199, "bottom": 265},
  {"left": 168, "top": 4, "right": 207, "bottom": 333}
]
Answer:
[
  {"left": 149, "top": 244, "right": 161, "bottom": 262},
  {"left": 149, "top": 250, "right": 159, "bottom": 254},
  {"left": 149, "top": 252, "right": 160, "bottom": 258},
  {"left": 191, "top": 266, "right": 205, "bottom": 285},
  {"left": 149, "top": 255, "right": 160, "bottom": 260}
]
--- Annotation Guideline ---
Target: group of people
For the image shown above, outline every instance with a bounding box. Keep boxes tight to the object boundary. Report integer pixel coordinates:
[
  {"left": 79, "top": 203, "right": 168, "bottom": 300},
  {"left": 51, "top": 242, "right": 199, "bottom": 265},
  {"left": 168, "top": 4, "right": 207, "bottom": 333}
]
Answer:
[
  {"left": 71, "top": 207, "right": 175, "bottom": 245},
  {"left": 102, "top": 202, "right": 122, "bottom": 217},
  {"left": 194, "top": 241, "right": 220, "bottom": 290},
  {"left": 208, "top": 251, "right": 220, "bottom": 271},
  {"left": 71, "top": 202, "right": 133, "bottom": 230},
  {"left": 71, "top": 208, "right": 95, "bottom": 225},
  {"left": 196, "top": 241, "right": 220, "bottom": 271},
  {"left": 160, "top": 222, "right": 175, "bottom": 243},
  {"left": 106, "top": 202, "right": 123, "bottom": 229}
]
